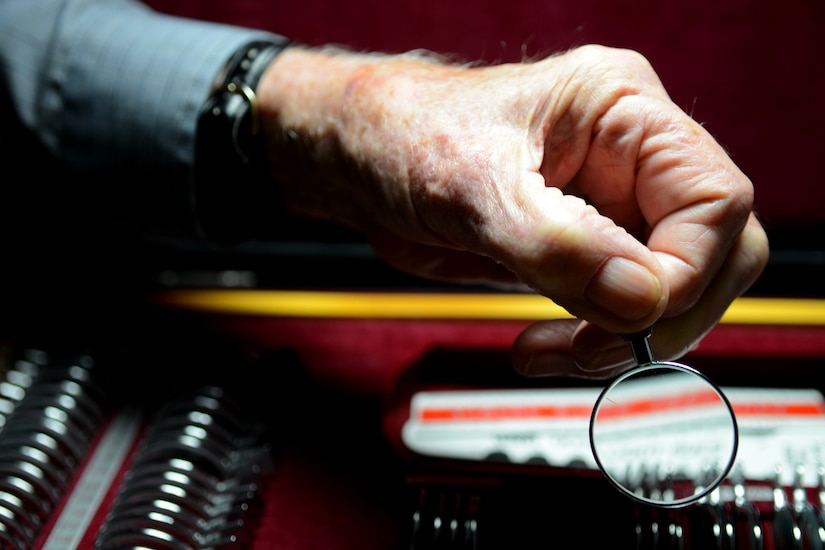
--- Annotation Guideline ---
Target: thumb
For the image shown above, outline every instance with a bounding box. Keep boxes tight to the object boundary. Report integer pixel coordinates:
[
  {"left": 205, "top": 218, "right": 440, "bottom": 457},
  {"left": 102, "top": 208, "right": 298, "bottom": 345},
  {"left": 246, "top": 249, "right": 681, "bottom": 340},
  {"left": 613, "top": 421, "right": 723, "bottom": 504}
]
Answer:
[{"left": 499, "top": 187, "right": 668, "bottom": 334}]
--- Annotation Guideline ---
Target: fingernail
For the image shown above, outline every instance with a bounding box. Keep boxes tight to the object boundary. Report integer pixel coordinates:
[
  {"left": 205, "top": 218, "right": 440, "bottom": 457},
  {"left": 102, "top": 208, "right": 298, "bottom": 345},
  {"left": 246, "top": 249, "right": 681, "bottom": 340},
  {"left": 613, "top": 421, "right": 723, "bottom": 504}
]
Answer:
[
  {"left": 517, "top": 351, "right": 578, "bottom": 377},
  {"left": 584, "top": 257, "right": 661, "bottom": 321},
  {"left": 576, "top": 341, "right": 634, "bottom": 372}
]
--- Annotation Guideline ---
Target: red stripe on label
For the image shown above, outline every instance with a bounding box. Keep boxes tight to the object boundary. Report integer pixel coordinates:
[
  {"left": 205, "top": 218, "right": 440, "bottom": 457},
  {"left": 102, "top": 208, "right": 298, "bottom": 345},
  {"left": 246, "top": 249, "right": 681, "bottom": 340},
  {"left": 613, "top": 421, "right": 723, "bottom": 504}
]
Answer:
[
  {"left": 420, "top": 405, "right": 593, "bottom": 422},
  {"left": 417, "top": 395, "right": 825, "bottom": 423},
  {"left": 596, "top": 389, "right": 723, "bottom": 420},
  {"left": 733, "top": 403, "right": 825, "bottom": 417}
]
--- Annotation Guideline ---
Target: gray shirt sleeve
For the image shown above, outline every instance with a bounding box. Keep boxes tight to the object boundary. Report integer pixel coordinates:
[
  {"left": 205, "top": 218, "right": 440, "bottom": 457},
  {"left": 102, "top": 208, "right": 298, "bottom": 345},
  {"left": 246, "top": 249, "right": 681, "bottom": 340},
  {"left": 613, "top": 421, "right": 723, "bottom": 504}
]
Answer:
[
  {"left": 0, "top": 0, "right": 285, "bottom": 171},
  {"left": 0, "top": 0, "right": 288, "bottom": 242}
]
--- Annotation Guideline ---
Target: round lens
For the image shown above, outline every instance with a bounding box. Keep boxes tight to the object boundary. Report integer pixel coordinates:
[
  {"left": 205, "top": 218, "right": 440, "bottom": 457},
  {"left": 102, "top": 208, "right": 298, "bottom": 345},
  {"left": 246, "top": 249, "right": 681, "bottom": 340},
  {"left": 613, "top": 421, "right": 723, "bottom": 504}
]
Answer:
[{"left": 589, "top": 362, "right": 738, "bottom": 508}]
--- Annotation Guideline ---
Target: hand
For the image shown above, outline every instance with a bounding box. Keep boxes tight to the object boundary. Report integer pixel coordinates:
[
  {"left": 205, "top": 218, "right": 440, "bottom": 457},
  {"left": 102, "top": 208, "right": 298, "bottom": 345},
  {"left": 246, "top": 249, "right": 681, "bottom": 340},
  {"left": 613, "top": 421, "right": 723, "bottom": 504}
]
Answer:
[{"left": 257, "top": 44, "right": 769, "bottom": 378}]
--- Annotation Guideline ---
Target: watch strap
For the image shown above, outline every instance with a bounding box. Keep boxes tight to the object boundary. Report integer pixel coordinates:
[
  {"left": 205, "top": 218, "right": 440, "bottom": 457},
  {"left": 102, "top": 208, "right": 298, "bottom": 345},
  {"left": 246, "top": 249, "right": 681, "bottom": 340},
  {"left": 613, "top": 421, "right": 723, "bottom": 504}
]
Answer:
[{"left": 194, "top": 40, "right": 289, "bottom": 245}]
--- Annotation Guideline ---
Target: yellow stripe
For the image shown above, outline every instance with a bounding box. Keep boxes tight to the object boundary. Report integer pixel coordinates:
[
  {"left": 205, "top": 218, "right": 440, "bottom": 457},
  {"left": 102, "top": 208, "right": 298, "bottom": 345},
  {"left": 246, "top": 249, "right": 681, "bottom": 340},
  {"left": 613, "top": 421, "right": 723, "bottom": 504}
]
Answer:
[
  {"left": 151, "top": 290, "right": 825, "bottom": 326},
  {"left": 719, "top": 297, "right": 825, "bottom": 325}
]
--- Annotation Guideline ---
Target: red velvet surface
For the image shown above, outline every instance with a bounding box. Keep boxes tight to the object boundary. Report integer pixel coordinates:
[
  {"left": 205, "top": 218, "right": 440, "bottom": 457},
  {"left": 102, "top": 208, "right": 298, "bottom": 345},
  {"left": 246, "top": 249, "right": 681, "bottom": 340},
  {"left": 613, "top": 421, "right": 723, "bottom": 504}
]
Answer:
[
  {"left": 194, "top": 316, "right": 825, "bottom": 400},
  {"left": 145, "top": 0, "right": 825, "bottom": 231},
  {"left": 166, "top": 312, "right": 825, "bottom": 548},
  {"left": 250, "top": 447, "right": 402, "bottom": 550}
]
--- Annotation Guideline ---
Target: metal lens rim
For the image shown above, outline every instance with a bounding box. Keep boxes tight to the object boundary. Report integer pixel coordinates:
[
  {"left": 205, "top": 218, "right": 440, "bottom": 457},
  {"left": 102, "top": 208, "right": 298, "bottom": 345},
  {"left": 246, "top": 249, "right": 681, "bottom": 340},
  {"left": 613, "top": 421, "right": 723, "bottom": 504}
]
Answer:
[{"left": 588, "top": 361, "right": 739, "bottom": 508}]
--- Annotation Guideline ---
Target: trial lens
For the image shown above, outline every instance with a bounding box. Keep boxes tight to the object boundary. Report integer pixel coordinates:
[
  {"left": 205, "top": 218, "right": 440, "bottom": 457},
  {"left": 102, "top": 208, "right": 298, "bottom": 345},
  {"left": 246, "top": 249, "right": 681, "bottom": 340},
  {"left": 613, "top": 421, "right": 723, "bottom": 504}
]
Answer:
[{"left": 588, "top": 329, "right": 739, "bottom": 508}]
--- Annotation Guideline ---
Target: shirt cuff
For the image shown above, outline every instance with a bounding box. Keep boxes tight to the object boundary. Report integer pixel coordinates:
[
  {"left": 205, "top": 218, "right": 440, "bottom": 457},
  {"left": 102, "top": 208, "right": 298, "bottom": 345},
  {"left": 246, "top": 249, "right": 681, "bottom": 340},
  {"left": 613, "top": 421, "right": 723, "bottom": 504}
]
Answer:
[{"left": 41, "top": 0, "right": 287, "bottom": 174}]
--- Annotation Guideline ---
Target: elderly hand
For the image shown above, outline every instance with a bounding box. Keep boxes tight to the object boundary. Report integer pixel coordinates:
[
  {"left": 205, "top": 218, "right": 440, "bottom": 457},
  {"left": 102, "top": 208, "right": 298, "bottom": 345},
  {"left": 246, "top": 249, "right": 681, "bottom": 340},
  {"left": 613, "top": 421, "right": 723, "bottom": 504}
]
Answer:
[{"left": 257, "top": 44, "right": 769, "bottom": 378}]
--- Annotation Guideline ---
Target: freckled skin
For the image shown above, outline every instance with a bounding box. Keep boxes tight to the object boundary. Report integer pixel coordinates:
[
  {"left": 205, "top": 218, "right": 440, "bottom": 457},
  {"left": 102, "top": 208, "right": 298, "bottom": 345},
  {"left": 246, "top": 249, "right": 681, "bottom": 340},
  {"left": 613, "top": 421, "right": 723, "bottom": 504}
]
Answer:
[{"left": 256, "top": 44, "right": 768, "bottom": 376}]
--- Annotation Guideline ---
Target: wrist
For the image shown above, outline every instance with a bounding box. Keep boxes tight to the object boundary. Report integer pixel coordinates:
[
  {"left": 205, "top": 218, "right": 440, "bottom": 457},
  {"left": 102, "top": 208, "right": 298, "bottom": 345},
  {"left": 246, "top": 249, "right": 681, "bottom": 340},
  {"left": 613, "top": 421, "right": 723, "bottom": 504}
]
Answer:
[
  {"left": 256, "top": 47, "right": 465, "bottom": 231},
  {"left": 256, "top": 47, "right": 379, "bottom": 220}
]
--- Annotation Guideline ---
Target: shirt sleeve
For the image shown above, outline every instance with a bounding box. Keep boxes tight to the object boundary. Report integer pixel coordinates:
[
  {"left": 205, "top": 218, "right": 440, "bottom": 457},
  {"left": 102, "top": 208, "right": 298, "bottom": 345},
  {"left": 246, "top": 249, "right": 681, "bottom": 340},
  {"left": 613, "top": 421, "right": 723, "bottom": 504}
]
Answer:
[
  {"left": 1, "top": 0, "right": 286, "bottom": 171},
  {"left": 0, "top": 0, "right": 288, "bottom": 242}
]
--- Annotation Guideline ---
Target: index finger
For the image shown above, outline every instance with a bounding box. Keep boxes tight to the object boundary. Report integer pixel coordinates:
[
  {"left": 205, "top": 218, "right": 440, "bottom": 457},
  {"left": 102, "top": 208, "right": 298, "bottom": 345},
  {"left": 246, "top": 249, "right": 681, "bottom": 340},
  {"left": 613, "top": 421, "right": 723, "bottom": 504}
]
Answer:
[{"left": 635, "top": 103, "right": 755, "bottom": 316}]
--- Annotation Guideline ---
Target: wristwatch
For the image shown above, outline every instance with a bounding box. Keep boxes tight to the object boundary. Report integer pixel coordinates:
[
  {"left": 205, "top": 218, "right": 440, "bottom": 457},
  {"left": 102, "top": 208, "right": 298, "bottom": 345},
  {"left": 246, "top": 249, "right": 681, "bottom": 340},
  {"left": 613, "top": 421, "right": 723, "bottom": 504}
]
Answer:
[{"left": 194, "top": 40, "right": 290, "bottom": 245}]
